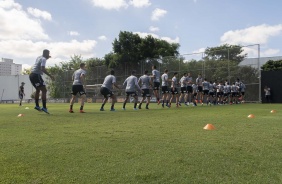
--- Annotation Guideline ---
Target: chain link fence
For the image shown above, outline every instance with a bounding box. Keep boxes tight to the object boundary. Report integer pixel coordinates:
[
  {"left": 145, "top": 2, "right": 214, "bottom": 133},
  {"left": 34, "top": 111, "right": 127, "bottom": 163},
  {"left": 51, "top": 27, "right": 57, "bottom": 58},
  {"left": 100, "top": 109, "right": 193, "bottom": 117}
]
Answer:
[{"left": 50, "top": 44, "right": 282, "bottom": 103}]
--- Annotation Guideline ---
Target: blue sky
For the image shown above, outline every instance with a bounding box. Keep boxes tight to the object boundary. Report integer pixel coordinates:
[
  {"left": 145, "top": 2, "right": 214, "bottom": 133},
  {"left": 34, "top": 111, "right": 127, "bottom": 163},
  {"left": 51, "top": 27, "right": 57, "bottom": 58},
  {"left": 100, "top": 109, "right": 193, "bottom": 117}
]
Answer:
[{"left": 1, "top": 0, "right": 282, "bottom": 69}]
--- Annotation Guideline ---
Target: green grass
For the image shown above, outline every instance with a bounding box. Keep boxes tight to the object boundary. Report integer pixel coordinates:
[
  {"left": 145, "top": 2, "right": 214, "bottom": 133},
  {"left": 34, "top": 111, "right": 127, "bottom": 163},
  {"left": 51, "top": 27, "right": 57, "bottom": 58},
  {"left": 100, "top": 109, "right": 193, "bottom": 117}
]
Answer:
[{"left": 1, "top": 102, "right": 282, "bottom": 184}]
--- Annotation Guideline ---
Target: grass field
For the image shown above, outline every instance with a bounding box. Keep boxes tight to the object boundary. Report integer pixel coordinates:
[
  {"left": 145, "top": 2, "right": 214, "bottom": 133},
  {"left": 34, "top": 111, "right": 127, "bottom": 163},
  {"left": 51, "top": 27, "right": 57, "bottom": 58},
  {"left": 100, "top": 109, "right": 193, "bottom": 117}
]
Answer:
[{"left": 1, "top": 102, "right": 282, "bottom": 184}]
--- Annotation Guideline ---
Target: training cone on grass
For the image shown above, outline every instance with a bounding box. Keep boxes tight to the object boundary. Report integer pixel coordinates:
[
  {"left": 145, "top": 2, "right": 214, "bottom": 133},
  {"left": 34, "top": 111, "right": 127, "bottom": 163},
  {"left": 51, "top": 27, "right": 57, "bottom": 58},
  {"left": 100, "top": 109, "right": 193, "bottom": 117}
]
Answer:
[
  {"left": 17, "top": 114, "right": 24, "bottom": 117},
  {"left": 203, "top": 124, "right": 215, "bottom": 130},
  {"left": 248, "top": 114, "right": 255, "bottom": 118},
  {"left": 270, "top": 110, "right": 277, "bottom": 113}
]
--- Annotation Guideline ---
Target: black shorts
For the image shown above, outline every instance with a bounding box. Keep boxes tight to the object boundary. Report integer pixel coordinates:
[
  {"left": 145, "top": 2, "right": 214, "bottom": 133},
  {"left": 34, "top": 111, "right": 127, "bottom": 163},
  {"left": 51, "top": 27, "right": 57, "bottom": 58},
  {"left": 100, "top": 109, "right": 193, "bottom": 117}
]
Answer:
[
  {"left": 208, "top": 92, "right": 215, "bottom": 97},
  {"left": 198, "top": 86, "right": 203, "bottom": 92},
  {"left": 161, "top": 86, "right": 170, "bottom": 94},
  {"left": 153, "top": 82, "right": 160, "bottom": 90},
  {"left": 217, "top": 92, "right": 223, "bottom": 97},
  {"left": 187, "top": 86, "right": 193, "bottom": 93},
  {"left": 241, "top": 92, "right": 245, "bottom": 96},
  {"left": 170, "top": 88, "right": 179, "bottom": 95},
  {"left": 181, "top": 87, "right": 187, "bottom": 94},
  {"left": 72, "top": 85, "right": 86, "bottom": 96},
  {"left": 141, "top": 89, "right": 151, "bottom": 97},
  {"left": 100, "top": 87, "right": 114, "bottom": 98},
  {"left": 193, "top": 93, "right": 197, "bottom": 98},
  {"left": 231, "top": 92, "right": 238, "bottom": 97},
  {"left": 29, "top": 73, "right": 45, "bottom": 88},
  {"left": 19, "top": 93, "right": 23, "bottom": 99},
  {"left": 203, "top": 90, "right": 209, "bottom": 95},
  {"left": 126, "top": 91, "right": 138, "bottom": 97}
]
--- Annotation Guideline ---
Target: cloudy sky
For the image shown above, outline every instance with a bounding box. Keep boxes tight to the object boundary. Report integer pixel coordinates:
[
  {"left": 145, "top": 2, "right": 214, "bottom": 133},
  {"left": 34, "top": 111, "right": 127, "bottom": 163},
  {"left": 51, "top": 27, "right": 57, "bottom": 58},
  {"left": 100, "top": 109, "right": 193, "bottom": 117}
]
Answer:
[{"left": 1, "top": 0, "right": 282, "bottom": 70}]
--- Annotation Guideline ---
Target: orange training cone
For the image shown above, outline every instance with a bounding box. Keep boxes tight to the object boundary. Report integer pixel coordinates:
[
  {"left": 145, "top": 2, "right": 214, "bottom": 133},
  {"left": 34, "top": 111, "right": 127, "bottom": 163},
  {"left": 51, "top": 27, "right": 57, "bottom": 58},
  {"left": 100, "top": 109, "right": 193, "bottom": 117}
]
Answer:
[
  {"left": 248, "top": 114, "right": 255, "bottom": 118},
  {"left": 203, "top": 124, "right": 215, "bottom": 130},
  {"left": 270, "top": 110, "right": 277, "bottom": 113},
  {"left": 17, "top": 114, "right": 24, "bottom": 117}
]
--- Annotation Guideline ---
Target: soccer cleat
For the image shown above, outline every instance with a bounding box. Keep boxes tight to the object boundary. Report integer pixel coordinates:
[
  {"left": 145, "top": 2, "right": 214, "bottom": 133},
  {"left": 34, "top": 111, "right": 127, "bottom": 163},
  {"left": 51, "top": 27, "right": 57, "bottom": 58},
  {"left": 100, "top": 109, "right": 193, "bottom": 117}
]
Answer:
[
  {"left": 34, "top": 106, "right": 42, "bottom": 111},
  {"left": 157, "top": 100, "right": 160, "bottom": 105},
  {"left": 69, "top": 109, "right": 74, "bottom": 113},
  {"left": 41, "top": 107, "right": 49, "bottom": 114},
  {"left": 185, "top": 103, "right": 188, "bottom": 106},
  {"left": 138, "top": 106, "right": 142, "bottom": 109},
  {"left": 80, "top": 110, "right": 86, "bottom": 113},
  {"left": 110, "top": 108, "right": 116, "bottom": 111},
  {"left": 133, "top": 108, "right": 138, "bottom": 110},
  {"left": 100, "top": 108, "right": 105, "bottom": 111},
  {"left": 162, "top": 104, "right": 164, "bottom": 108},
  {"left": 146, "top": 107, "right": 149, "bottom": 109},
  {"left": 122, "top": 108, "right": 126, "bottom": 110}
]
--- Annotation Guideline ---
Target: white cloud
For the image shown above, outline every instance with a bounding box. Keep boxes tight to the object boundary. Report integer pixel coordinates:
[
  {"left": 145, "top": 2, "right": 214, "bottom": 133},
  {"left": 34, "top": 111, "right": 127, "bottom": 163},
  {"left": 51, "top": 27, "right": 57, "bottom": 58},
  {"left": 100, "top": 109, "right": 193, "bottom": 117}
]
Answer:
[
  {"left": 149, "top": 26, "right": 159, "bottom": 32},
  {"left": 161, "top": 36, "right": 179, "bottom": 44},
  {"left": 98, "top": 35, "right": 107, "bottom": 40},
  {"left": 0, "top": 39, "right": 97, "bottom": 66},
  {"left": 261, "top": 49, "right": 280, "bottom": 57},
  {"left": 0, "top": 0, "right": 21, "bottom": 10},
  {"left": 134, "top": 32, "right": 159, "bottom": 39},
  {"left": 69, "top": 31, "right": 80, "bottom": 36},
  {"left": 220, "top": 24, "right": 282, "bottom": 45},
  {"left": 90, "top": 0, "right": 128, "bottom": 10},
  {"left": 0, "top": 1, "right": 49, "bottom": 40},
  {"left": 27, "top": 7, "right": 52, "bottom": 21},
  {"left": 129, "top": 0, "right": 151, "bottom": 8},
  {"left": 134, "top": 32, "right": 179, "bottom": 44},
  {"left": 151, "top": 8, "right": 167, "bottom": 21}
]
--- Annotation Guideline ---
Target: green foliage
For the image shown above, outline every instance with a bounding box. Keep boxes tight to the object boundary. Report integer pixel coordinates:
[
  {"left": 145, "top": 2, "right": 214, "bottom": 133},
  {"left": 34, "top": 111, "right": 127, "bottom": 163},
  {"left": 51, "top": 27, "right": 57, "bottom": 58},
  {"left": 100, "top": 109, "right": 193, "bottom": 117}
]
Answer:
[
  {"left": 1, "top": 103, "right": 282, "bottom": 183},
  {"left": 22, "top": 67, "right": 31, "bottom": 75},
  {"left": 204, "top": 44, "right": 247, "bottom": 63},
  {"left": 108, "top": 31, "right": 180, "bottom": 69},
  {"left": 261, "top": 59, "right": 282, "bottom": 71}
]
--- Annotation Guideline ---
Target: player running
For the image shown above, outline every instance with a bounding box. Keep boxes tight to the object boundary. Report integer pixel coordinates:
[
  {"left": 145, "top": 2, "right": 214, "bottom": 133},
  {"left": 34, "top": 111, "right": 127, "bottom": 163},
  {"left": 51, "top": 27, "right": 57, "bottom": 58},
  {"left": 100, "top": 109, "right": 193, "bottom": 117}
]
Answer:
[
  {"left": 179, "top": 73, "right": 188, "bottom": 106},
  {"left": 161, "top": 69, "right": 170, "bottom": 108},
  {"left": 122, "top": 70, "right": 143, "bottom": 110},
  {"left": 100, "top": 70, "right": 119, "bottom": 111},
  {"left": 151, "top": 65, "right": 161, "bottom": 104},
  {"left": 138, "top": 70, "right": 152, "bottom": 109},
  {"left": 69, "top": 63, "right": 87, "bottom": 113}
]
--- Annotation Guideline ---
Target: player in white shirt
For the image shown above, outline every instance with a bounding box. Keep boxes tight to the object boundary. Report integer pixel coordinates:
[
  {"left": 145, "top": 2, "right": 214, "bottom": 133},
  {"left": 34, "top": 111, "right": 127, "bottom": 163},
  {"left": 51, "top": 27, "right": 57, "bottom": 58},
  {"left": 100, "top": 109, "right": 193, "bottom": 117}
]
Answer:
[
  {"left": 151, "top": 65, "right": 161, "bottom": 104},
  {"left": 179, "top": 73, "right": 188, "bottom": 106},
  {"left": 138, "top": 70, "right": 152, "bottom": 109},
  {"left": 122, "top": 70, "right": 143, "bottom": 110},
  {"left": 186, "top": 73, "right": 193, "bottom": 106},
  {"left": 202, "top": 78, "right": 210, "bottom": 106},
  {"left": 69, "top": 63, "right": 87, "bottom": 113},
  {"left": 191, "top": 83, "right": 198, "bottom": 106},
  {"left": 161, "top": 69, "right": 170, "bottom": 108},
  {"left": 216, "top": 81, "right": 224, "bottom": 105},
  {"left": 196, "top": 74, "right": 203, "bottom": 104},
  {"left": 169, "top": 72, "right": 179, "bottom": 108}
]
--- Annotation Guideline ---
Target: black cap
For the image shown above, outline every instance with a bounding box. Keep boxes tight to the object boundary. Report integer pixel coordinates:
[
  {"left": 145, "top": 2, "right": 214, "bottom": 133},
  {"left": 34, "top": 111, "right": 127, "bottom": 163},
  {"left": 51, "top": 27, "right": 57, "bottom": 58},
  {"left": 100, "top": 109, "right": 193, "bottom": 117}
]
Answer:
[{"left": 43, "top": 49, "right": 51, "bottom": 59}]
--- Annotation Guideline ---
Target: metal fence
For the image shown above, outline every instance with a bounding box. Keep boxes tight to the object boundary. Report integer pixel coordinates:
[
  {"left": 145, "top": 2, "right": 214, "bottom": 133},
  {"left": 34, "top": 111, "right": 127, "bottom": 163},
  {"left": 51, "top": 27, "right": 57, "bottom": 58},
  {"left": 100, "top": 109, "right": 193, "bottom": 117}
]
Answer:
[{"left": 51, "top": 44, "right": 282, "bottom": 103}]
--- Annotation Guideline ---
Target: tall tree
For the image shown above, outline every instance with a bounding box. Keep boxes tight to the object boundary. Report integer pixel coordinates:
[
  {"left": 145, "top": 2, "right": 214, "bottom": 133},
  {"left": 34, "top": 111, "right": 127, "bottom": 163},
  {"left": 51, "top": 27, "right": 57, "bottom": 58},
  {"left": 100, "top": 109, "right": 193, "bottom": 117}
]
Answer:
[
  {"left": 261, "top": 60, "right": 282, "bottom": 71},
  {"left": 204, "top": 44, "right": 247, "bottom": 63}
]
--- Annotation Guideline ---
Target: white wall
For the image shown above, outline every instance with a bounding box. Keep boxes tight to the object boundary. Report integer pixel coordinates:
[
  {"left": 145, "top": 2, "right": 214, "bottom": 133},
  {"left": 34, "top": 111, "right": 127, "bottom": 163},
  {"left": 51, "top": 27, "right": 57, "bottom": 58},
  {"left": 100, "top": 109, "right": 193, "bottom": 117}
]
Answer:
[{"left": 0, "top": 75, "right": 47, "bottom": 101}]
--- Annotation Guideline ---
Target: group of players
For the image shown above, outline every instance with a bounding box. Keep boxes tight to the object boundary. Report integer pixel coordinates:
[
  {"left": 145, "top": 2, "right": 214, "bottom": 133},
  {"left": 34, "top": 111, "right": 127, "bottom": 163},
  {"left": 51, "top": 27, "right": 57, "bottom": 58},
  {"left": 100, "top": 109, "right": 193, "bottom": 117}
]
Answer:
[
  {"left": 97, "top": 65, "right": 246, "bottom": 111},
  {"left": 26, "top": 49, "right": 246, "bottom": 114}
]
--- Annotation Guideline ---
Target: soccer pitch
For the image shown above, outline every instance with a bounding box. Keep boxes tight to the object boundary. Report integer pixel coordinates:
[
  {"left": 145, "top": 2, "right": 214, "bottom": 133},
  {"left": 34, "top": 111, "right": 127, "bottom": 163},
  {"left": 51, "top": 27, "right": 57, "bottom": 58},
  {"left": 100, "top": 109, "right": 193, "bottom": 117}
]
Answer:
[{"left": 1, "top": 103, "right": 282, "bottom": 183}]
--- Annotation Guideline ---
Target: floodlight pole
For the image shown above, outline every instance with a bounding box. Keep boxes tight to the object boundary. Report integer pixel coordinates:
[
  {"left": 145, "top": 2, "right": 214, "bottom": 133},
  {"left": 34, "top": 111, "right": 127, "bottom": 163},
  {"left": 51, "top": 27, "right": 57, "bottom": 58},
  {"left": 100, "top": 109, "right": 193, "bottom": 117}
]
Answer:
[{"left": 258, "top": 44, "right": 261, "bottom": 103}]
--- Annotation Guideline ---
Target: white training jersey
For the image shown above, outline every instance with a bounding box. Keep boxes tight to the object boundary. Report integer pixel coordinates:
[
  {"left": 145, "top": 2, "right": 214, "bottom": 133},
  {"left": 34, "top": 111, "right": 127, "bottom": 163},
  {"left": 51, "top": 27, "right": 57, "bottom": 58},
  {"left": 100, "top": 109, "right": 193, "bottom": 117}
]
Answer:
[
  {"left": 161, "top": 73, "right": 169, "bottom": 86},
  {"left": 101, "top": 75, "right": 116, "bottom": 90},
  {"left": 72, "top": 68, "right": 87, "bottom": 85},
  {"left": 123, "top": 75, "right": 141, "bottom": 92},
  {"left": 31, "top": 56, "right": 47, "bottom": 75}
]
